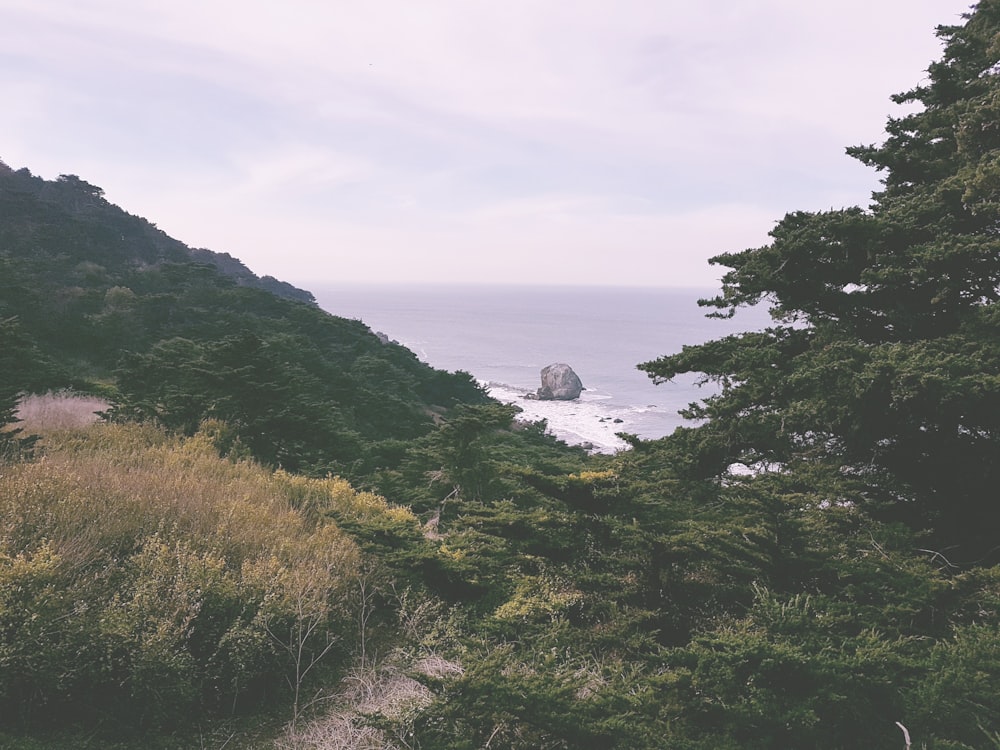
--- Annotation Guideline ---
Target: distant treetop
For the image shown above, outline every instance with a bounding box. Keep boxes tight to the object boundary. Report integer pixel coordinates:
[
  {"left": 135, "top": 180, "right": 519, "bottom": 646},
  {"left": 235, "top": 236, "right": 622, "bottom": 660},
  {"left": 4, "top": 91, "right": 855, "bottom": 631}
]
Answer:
[{"left": 56, "top": 173, "right": 105, "bottom": 198}]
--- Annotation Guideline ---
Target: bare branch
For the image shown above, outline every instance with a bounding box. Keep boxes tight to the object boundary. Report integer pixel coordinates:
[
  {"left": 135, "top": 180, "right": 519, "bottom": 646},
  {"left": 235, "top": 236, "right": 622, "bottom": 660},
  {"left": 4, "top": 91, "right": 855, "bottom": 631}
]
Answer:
[{"left": 895, "top": 721, "right": 911, "bottom": 750}]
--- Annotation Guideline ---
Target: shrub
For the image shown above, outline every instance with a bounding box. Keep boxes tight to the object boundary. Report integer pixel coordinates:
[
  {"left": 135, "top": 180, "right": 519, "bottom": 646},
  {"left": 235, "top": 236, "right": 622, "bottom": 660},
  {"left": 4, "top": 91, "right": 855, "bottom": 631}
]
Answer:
[{"left": 0, "top": 422, "right": 368, "bottom": 734}]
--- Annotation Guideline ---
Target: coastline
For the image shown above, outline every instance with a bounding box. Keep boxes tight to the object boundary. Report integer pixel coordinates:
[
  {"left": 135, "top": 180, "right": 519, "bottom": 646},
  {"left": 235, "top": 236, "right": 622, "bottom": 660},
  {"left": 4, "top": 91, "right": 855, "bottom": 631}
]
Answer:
[
  {"left": 305, "top": 283, "right": 769, "bottom": 453},
  {"left": 484, "top": 380, "right": 633, "bottom": 453}
]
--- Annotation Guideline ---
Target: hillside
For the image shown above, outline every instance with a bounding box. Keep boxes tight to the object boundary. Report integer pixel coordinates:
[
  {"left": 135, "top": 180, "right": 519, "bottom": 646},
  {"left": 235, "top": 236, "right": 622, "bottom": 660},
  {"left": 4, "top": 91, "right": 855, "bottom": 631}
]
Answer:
[
  {"left": 0, "top": 161, "right": 314, "bottom": 304},
  {"left": 0, "top": 162, "right": 491, "bottom": 475}
]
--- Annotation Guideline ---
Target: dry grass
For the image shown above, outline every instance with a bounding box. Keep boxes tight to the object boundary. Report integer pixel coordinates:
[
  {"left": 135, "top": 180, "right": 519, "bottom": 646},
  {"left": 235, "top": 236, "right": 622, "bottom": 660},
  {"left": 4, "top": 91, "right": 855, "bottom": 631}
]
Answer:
[
  {"left": 278, "top": 654, "right": 462, "bottom": 750},
  {"left": 0, "top": 420, "right": 460, "bottom": 746},
  {"left": 16, "top": 391, "right": 109, "bottom": 430},
  {"left": 0, "top": 420, "right": 395, "bottom": 739},
  {"left": 413, "top": 654, "right": 464, "bottom": 680},
  {"left": 0, "top": 422, "right": 367, "bottom": 583},
  {"left": 278, "top": 714, "right": 387, "bottom": 750}
]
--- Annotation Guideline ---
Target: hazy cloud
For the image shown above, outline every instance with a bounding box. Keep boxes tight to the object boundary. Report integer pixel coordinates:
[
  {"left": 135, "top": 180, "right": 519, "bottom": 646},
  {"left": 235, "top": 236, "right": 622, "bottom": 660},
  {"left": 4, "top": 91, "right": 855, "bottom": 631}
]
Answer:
[{"left": 0, "top": 0, "right": 973, "bottom": 286}]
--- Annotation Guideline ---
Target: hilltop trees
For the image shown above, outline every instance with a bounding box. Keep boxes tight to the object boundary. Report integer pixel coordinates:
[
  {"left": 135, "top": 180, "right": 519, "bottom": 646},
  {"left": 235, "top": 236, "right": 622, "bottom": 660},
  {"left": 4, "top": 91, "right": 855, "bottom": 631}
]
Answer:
[{"left": 641, "top": 1, "right": 1000, "bottom": 560}]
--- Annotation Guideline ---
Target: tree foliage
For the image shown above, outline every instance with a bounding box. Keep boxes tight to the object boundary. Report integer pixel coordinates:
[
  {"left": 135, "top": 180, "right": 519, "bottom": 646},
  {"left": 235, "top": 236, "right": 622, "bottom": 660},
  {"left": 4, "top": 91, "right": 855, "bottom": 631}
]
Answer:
[
  {"left": 0, "top": 317, "right": 41, "bottom": 461},
  {"left": 640, "top": 2, "right": 1000, "bottom": 559}
]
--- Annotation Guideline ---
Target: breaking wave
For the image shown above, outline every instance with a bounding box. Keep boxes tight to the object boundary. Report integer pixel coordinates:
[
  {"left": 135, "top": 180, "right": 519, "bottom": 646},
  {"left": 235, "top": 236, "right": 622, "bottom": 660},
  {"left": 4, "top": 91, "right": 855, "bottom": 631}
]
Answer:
[{"left": 483, "top": 380, "right": 656, "bottom": 454}]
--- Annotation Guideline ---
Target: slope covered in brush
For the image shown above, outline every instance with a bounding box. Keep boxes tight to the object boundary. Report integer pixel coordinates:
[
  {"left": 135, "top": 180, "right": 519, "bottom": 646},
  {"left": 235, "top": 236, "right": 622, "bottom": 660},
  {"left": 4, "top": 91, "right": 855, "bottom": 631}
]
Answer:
[{"left": 0, "top": 162, "right": 489, "bottom": 474}]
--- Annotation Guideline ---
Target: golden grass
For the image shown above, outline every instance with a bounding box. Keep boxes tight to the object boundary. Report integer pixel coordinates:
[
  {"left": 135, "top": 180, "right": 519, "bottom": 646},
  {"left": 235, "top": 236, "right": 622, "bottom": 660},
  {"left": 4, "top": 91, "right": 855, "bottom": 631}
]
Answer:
[
  {"left": 0, "top": 422, "right": 379, "bottom": 583},
  {"left": 0, "top": 419, "right": 450, "bottom": 736}
]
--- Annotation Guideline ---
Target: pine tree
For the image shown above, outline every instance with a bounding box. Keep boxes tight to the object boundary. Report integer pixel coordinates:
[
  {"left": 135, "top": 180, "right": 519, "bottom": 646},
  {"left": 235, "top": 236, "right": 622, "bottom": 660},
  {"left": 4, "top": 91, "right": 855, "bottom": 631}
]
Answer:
[{"left": 640, "top": 1, "right": 1000, "bottom": 560}]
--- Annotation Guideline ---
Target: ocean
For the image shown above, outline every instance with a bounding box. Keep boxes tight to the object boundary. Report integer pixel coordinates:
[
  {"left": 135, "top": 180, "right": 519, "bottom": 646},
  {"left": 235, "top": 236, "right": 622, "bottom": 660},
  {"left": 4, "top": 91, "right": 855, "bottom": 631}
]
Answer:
[{"left": 308, "top": 284, "right": 771, "bottom": 453}]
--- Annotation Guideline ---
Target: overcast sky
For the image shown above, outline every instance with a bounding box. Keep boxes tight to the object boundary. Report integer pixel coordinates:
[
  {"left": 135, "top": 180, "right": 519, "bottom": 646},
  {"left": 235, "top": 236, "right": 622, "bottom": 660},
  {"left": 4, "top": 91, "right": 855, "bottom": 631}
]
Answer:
[{"left": 0, "top": 1, "right": 974, "bottom": 288}]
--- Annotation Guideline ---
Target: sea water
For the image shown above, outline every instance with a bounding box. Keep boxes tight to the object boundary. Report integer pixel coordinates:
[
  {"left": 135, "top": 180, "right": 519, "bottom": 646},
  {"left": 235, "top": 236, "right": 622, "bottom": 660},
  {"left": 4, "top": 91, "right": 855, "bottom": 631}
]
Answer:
[{"left": 308, "top": 284, "right": 771, "bottom": 453}]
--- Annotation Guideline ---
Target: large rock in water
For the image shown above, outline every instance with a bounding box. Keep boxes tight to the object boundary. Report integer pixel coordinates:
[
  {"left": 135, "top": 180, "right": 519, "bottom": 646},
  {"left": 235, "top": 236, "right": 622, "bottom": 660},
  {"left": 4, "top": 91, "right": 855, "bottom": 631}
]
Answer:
[{"left": 532, "top": 363, "right": 584, "bottom": 400}]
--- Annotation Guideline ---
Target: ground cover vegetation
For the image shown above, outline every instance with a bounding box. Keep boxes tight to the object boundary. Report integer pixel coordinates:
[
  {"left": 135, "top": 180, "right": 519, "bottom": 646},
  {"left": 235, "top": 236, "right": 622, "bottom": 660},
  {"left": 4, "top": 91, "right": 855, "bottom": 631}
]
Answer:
[{"left": 2, "top": 4, "right": 1000, "bottom": 748}]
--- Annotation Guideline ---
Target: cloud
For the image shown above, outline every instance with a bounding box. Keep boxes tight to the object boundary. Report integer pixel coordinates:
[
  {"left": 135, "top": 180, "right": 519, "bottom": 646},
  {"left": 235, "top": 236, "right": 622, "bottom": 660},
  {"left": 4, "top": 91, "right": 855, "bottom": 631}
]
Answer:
[{"left": 0, "top": 0, "right": 974, "bottom": 286}]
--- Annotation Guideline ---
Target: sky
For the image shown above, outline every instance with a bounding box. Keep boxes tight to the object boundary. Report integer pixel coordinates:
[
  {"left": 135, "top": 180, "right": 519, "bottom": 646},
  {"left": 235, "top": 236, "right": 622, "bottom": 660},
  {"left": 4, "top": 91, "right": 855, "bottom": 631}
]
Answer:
[{"left": 0, "top": 1, "right": 976, "bottom": 288}]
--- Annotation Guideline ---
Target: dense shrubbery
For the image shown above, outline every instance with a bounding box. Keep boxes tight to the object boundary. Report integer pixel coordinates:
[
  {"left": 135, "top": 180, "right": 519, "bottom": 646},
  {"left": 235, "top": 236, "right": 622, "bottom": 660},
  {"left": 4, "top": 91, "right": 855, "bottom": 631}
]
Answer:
[
  {"left": 397, "top": 443, "right": 1000, "bottom": 749},
  {"left": 0, "top": 317, "right": 40, "bottom": 460},
  {"left": 0, "top": 423, "right": 381, "bottom": 736}
]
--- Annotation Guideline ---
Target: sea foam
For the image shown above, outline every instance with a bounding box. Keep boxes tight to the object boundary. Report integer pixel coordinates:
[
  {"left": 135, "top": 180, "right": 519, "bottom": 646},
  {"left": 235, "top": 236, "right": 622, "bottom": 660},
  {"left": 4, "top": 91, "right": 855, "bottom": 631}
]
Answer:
[{"left": 484, "top": 381, "right": 631, "bottom": 453}]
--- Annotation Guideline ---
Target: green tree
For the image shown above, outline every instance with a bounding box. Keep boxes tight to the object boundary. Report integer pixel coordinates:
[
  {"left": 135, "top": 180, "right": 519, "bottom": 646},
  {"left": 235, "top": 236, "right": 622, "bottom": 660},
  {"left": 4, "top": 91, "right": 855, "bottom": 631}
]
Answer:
[
  {"left": 109, "top": 333, "right": 368, "bottom": 473},
  {"left": 0, "top": 318, "right": 39, "bottom": 460},
  {"left": 424, "top": 403, "right": 521, "bottom": 502},
  {"left": 640, "top": 2, "right": 1000, "bottom": 560}
]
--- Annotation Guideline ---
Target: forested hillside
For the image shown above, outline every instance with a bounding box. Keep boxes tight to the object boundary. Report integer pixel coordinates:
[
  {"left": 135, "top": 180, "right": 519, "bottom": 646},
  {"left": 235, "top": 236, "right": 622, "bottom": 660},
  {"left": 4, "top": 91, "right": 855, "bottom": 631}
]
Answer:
[
  {"left": 0, "top": 161, "right": 489, "bottom": 476},
  {"left": 2, "top": 3, "right": 1000, "bottom": 749}
]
